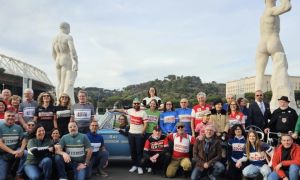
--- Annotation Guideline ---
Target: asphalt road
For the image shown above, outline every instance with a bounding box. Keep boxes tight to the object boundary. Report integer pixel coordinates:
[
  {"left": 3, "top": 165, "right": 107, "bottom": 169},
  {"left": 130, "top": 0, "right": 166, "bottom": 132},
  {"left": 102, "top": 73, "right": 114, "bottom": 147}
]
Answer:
[{"left": 90, "top": 159, "right": 186, "bottom": 180}]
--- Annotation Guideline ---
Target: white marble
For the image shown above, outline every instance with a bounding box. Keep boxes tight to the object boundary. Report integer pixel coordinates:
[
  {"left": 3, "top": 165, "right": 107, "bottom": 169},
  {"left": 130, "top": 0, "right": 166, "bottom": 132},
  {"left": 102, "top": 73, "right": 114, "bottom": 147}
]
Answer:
[
  {"left": 254, "top": 0, "right": 296, "bottom": 111},
  {"left": 52, "top": 22, "right": 78, "bottom": 104}
]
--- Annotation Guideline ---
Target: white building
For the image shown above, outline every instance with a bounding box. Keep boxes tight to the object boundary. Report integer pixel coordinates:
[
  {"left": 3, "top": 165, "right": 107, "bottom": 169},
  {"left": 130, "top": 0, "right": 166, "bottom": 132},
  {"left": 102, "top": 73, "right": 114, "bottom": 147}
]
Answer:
[{"left": 226, "top": 75, "right": 300, "bottom": 97}]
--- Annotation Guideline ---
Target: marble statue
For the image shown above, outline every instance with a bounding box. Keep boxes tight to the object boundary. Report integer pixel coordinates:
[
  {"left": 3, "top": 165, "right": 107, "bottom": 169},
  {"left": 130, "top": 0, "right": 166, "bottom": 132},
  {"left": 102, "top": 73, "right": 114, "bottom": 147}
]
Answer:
[
  {"left": 52, "top": 22, "right": 78, "bottom": 104},
  {"left": 255, "top": 0, "right": 297, "bottom": 111}
]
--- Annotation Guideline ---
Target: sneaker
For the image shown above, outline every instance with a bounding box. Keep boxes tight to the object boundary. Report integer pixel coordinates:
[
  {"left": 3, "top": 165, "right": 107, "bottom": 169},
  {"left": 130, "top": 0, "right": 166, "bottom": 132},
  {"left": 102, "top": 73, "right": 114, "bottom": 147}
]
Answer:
[
  {"left": 147, "top": 167, "right": 152, "bottom": 173},
  {"left": 98, "top": 169, "right": 108, "bottom": 177},
  {"left": 129, "top": 166, "right": 137, "bottom": 173},
  {"left": 138, "top": 167, "right": 143, "bottom": 174}
]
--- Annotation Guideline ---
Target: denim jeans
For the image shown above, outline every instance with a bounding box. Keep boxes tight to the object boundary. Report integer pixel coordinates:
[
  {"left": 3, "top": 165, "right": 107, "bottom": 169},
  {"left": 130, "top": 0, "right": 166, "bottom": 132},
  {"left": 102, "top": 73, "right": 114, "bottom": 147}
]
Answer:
[
  {"left": 88, "top": 150, "right": 109, "bottom": 176},
  {"left": 55, "top": 155, "right": 88, "bottom": 180},
  {"left": 24, "top": 157, "right": 52, "bottom": 180},
  {"left": 268, "top": 164, "right": 300, "bottom": 180},
  {"left": 16, "top": 150, "right": 28, "bottom": 176},
  {"left": 243, "top": 164, "right": 271, "bottom": 180},
  {"left": 128, "top": 133, "right": 144, "bottom": 166},
  {"left": 191, "top": 161, "right": 225, "bottom": 180},
  {"left": 0, "top": 155, "right": 24, "bottom": 180}
]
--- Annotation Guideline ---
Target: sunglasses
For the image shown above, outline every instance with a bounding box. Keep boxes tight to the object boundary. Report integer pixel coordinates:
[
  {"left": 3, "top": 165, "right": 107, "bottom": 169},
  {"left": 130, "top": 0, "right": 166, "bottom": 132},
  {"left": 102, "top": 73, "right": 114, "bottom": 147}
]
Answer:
[
  {"left": 133, "top": 103, "right": 140, "bottom": 105},
  {"left": 177, "top": 126, "right": 184, "bottom": 129},
  {"left": 256, "top": 94, "right": 263, "bottom": 97},
  {"left": 28, "top": 124, "right": 35, "bottom": 126}
]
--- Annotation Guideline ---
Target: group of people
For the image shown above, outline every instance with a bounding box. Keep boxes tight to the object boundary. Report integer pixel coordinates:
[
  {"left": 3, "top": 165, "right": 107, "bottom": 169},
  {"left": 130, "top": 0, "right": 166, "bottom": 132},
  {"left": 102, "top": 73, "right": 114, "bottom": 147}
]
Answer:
[
  {"left": 111, "top": 87, "right": 300, "bottom": 180},
  {"left": 1, "top": 86, "right": 300, "bottom": 180},
  {"left": 0, "top": 88, "right": 108, "bottom": 180}
]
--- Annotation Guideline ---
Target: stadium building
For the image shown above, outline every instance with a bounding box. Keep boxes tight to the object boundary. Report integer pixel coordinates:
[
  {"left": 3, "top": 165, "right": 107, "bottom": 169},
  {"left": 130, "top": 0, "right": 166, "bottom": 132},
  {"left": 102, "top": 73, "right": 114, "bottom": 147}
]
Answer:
[{"left": 0, "top": 54, "right": 54, "bottom": 98}]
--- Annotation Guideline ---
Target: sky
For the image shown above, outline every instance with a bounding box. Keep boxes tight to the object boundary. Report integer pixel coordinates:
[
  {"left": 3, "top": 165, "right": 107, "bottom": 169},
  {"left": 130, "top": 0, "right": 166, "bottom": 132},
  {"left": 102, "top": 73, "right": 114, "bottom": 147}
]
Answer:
[{"left": 0, "top": 0, "right": 300, "bottom": 90}]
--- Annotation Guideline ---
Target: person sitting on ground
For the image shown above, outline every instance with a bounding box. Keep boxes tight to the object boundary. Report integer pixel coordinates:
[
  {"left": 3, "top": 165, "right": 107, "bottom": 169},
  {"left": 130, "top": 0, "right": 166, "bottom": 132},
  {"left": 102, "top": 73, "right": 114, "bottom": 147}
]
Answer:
[
  {"left": 142, "top": 125, "right": 170, "bottom": 176},
  {"left": 24, "top": 124, "right": 53, "bottom": 180},
  {"left": 160, "top": 100, "right": 178, "bottom": 135},
  {"left": 86, "top": 120, "right": 109, "bottom": 177},
  {"left": 268, "top": 134, "right": 300, "bottom": 180},
  {"left": 55, "top": 121, "right": 93, "bottom": 180},
  {"left": 227, "top": 124, "right": 246, "bottom": 180},
  {"left": 0, "top": 110, "right": 26, "bottom": 180},
  {"left": 195, "top": 111, "right": 213, "bottom": 140},
  {"left": 191, "top": 125, "right": 224, "bottom": 180},
  {"left": 236, "top": 130, "right": 273, "bottom": 180},
  {"left": 166, "top": 122, "right": 195, "bottom": 178}
]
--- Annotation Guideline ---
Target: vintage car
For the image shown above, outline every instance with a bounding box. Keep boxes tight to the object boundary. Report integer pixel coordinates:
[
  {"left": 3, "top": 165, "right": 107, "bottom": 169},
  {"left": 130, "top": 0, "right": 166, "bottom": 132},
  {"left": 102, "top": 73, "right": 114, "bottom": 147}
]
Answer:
[{"left": 96, "top": 111, "right": 131, "bottom": 158}]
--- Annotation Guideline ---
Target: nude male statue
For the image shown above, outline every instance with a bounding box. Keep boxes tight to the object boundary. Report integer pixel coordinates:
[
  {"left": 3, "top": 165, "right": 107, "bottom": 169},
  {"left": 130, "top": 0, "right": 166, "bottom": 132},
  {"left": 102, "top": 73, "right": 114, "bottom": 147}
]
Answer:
[
  {"left": 255, "top": 0, "right": 296, "bottom": 111},
  {"left": 52, "top": 22, "right": 78, "bottom": 104}
]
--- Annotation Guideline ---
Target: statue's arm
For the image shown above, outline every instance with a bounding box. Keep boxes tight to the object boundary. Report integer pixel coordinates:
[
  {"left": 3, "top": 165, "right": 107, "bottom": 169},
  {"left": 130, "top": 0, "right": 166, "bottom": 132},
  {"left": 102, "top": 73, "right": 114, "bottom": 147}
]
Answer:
[
  {"left": 52, "top": 41, "right": 57, "bottom": 61},
  {"left": 68, "top": 36, "right": 78, "bottom": 65},
  {"left": 271, "top": 0, "right": 291, "bottom": 16}
]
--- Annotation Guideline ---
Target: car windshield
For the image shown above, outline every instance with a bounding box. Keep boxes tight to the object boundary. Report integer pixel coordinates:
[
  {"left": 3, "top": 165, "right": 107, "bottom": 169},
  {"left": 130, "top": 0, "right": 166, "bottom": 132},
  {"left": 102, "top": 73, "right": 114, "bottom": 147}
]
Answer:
[{"left": 97, "top": 111, "right": 122, "bottom": 129}]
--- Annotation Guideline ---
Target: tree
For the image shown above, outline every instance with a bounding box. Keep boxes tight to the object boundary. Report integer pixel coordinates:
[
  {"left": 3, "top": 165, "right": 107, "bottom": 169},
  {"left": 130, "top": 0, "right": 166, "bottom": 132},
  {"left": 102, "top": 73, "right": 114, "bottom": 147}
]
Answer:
[
  {"left": 244, "top": 92, "right": 255, "bottom": 103},
  {"left": 0, "top": 68, "right": 5, "bottom": 74}
]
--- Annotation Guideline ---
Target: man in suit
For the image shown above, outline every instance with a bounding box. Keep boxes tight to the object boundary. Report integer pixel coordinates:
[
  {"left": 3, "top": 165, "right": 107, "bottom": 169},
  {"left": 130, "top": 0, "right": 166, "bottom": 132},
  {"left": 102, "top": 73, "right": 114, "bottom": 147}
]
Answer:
[{"left": 248, "top": 90, "right": 271, "bottom": 130}]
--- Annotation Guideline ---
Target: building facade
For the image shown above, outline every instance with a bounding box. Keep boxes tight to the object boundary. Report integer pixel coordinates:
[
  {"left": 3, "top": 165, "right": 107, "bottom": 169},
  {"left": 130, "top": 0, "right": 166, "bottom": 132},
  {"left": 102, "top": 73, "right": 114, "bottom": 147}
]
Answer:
[{"left": 226, "top": 75, "right": 300, "bottom": 97}]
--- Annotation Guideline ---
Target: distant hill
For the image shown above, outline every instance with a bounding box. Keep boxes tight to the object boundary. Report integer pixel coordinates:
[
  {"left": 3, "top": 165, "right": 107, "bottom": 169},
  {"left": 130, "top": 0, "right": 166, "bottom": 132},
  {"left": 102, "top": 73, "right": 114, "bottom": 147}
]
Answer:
[{"left": 75, "top": 75, "right": 225, "bottom": 111}]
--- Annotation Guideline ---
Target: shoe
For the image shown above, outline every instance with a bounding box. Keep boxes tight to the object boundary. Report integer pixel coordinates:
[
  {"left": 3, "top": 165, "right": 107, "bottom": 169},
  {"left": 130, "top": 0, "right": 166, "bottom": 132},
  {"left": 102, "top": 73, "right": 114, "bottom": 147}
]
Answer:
[
  {"left": 98, "top": 169, "right": 108, "bottom": 177},
  {"left": 15, "top": 175, "right": 25, "bottom": 180},
  {"left": 129, "top": 166, "right": 137, "bottom": 172},
  {"left": 138, "top": 167, "right": 143, "bottom": 174},
  {"left": 147, "top": 167, "right": 152, "bottom": 173}
]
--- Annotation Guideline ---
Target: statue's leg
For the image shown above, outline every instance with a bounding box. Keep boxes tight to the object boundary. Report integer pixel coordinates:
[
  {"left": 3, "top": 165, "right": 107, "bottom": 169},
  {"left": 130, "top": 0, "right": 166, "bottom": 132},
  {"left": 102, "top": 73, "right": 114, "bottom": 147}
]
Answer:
[
  {"left": 64, "top": 70, "right": 77, "bottom": 105},
  {"left": 270, "top": 52, "right": 297, "bottom": 111},
  {"left": 60, "top": 66, "right": 67, "bottom": 97},
  {"left": 255, "top": 52, "right": 269, "bottom": 91}
]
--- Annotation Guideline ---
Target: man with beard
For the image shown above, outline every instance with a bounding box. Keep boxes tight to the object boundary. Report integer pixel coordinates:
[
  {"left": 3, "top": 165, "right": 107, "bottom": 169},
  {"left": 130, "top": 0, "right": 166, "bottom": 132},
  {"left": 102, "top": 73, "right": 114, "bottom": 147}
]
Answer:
[
  {"left": 265, "top": 96, "right": 298, "bottom": 135},
  {"left": 55, "top": 121, "right": 92, "bottom": 180},
  {"left": 111, "top": 98, "right": 148, "bottom": 174}
]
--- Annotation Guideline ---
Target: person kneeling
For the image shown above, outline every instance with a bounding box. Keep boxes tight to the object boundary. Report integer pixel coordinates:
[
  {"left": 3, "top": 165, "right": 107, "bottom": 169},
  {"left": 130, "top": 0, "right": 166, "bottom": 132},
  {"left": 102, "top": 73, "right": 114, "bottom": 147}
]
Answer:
[
  {"left": 166, "top": 122, "right": 195, "bottom": 178},
  {"left": 55, "top": 122, "right": 92, "bottom": 180},
  {"left": 141, "top": 125, "right": 170, "bottom": 176},
  {"left": 24, "top": 124, "right": 53, "bottom": 180},
  {"left": 191, "top": 125, "right": 224, "bottom": 180},
  {"left": 268, "top": 134, "right": 300, "bottom": 180},
  {"left": 86, "top": 120, "right": 109, "bottom": 177}
]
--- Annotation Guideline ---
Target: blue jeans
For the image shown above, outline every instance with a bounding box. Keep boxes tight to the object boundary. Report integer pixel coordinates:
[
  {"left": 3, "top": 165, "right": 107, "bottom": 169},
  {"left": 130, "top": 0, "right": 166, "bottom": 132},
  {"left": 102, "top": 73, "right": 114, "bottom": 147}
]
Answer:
[
  {"left": 243, "top": 164, "right": 271, "bottom": 179},
  {"left": 191, "top": 161, "right": 225, "bottom": 180},
  {"left": 16, "top": 150, "right": 28, "bottom": 176},
  {"left": 88, "top": 150, "right": 109, "bottom": 176},
  {"left": 0, "top": 155, "right": 24, "bottom": 180},
  {"left": 24, "top": 157, "right": 52, "bottom": 180},
  {"left": 268, "top": 164, "right": 300, "bottom": 180},
  {"left": 55, "top": 155, "right": 88, "bottom": 180}
]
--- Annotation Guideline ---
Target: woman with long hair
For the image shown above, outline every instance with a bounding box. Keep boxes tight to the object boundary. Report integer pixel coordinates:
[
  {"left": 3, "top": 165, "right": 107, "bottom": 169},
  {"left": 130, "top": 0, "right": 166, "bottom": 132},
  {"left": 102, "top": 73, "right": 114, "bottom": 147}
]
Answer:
[
  {"left": 33, "top": 92, "right": 57, "bottom": 137},
  {"left": 227, "top": 124, "right": 246, "bottom": 180},
  {"left": 55, "top": 93, "right": 71, "bottom": 136},
  {"left": 225, "top": 100, "right": 246, "bottom": 132},
  {"left": 236, "top": 130, "right": 273, "bottom": 180},
  {"left": 0, "top": 100, "right": 7, "bottom": 125},
  {"left": 144, "top": 99, "right": 160, "bottom": 138},
  {"left": 159, "top": 101, "right": 178, "bottom": 135},
  {"left": 24, "top": 124, "right": 53, "bottom": 180}
]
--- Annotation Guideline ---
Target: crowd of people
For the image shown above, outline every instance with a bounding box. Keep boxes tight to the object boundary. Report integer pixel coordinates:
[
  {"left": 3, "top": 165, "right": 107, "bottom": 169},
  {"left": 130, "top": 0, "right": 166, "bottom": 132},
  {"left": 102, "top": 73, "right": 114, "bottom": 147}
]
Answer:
[{"left": 0, "top": 87, "right": 300, "bottom": 180}]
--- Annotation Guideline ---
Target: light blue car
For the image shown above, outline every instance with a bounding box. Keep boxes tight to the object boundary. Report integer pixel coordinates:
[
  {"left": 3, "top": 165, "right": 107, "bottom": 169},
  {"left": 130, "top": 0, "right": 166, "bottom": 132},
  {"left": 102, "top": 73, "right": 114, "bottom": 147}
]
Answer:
[{"left": 97, "top": 112, "right": 130, "bottom": 158}]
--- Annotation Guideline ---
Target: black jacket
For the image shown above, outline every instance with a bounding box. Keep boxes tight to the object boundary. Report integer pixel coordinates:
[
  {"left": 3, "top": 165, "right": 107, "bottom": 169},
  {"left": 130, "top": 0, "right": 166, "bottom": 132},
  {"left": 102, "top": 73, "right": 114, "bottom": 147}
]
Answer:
[
  {"left": 248, "top": 101, "right": 271, "bottom": 130},
  {"left": 268, "top": 107, "right": 298, "bottom": 133}
]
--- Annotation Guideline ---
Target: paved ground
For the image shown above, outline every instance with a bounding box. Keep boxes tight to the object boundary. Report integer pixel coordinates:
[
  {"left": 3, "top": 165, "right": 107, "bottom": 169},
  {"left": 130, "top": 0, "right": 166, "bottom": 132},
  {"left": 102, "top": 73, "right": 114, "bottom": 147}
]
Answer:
[{"left": 90, "top": 159, "right": 186, "bottom": 180}]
